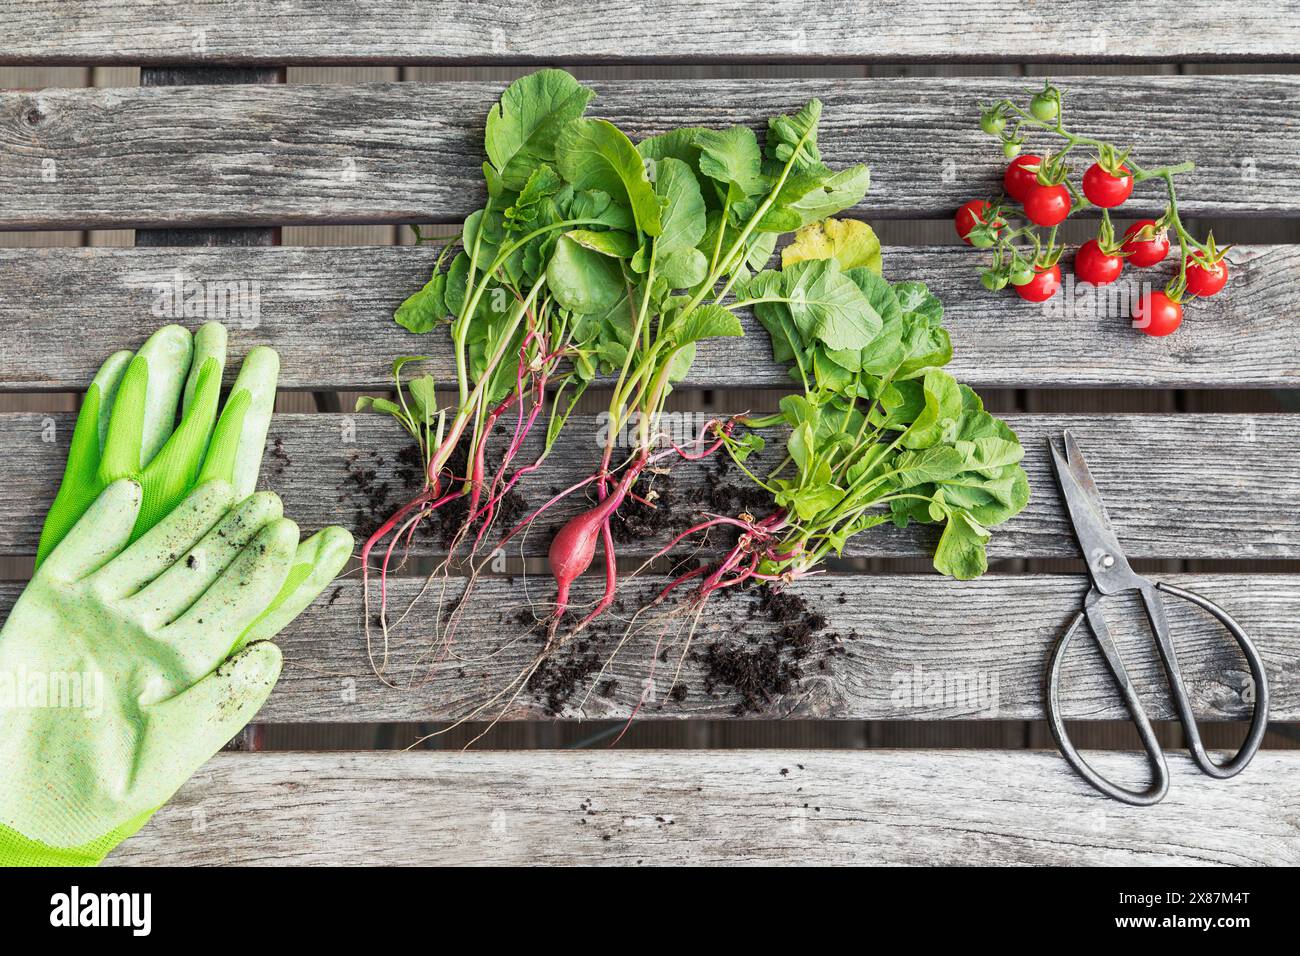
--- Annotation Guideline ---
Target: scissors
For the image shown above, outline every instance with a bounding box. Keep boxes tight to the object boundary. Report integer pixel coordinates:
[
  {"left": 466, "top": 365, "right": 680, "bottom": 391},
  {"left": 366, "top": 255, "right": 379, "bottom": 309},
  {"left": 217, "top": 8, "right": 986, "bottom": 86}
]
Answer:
[{"left": 1045, "top": 431, "right": 1270, "bottom": 806}]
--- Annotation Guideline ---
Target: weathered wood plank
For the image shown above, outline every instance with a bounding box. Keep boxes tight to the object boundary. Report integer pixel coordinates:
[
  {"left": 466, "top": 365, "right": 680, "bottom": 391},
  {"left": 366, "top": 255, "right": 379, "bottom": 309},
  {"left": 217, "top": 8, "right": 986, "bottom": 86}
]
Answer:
[
  {"left": 3, "top": 572, "right": 1288, "bottom": 722},
  {"left": 2, "top": 245, "right": 1295, "bottom": 390},
  {"left": 2, "top": 77, "right": 1297, "bottom": 228},
  {"left": 5, "top": 1, "right": 1298, "bottom": 66},
  {"left": 270, "top": 572, "right": 1300, "bottom": 723},
  {"left": 1, "top": 412, "right": 1295, "bottom": 560},
  {"left": 105, "top": 750, "right": 1300, "bottom": 866}
]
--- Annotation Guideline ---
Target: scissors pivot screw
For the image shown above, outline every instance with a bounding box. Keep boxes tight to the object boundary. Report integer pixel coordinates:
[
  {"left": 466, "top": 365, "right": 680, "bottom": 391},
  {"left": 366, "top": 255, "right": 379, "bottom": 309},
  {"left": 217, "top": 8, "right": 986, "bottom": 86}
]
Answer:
[{"left": 1101, "top": 553, "right": 1115, "bottom": 568}]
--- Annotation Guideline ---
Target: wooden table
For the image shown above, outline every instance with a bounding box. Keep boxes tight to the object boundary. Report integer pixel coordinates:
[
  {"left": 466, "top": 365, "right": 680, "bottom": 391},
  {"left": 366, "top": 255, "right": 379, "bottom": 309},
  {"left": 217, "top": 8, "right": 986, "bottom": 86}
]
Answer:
[{"left": 1, "top": 1, "right": 1297, "bottom": 865}]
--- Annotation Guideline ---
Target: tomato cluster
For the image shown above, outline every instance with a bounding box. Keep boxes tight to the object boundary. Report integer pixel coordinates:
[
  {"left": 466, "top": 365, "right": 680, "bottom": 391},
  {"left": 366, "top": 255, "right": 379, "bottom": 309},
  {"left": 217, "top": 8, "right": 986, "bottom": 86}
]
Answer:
[{"left": 957, "top": 81, "right": 1231, "bottom": 337}]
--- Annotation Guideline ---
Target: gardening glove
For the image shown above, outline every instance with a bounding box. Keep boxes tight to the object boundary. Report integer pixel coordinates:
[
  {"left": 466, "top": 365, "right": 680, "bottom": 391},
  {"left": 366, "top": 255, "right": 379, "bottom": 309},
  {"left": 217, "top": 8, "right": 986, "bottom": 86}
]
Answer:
[
  {"left": 36, "top": 321, "right": 277, "bottom": 566},
  {"left": 1, "top": 326, "right": 353, "bottom": 866}
]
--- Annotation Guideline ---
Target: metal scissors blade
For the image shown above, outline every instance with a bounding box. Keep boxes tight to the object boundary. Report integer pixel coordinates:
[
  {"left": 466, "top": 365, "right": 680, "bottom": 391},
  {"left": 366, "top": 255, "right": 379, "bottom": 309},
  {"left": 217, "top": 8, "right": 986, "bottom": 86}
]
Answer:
[{"left": 1047, "top": 431, "right": 1138, "bottom": 592}]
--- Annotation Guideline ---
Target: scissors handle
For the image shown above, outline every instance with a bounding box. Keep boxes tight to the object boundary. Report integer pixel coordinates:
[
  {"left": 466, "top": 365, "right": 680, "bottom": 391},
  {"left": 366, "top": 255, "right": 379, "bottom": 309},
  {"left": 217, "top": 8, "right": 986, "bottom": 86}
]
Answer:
[
  {"left": 1046, "top": 603, "right": 1170, "bottom": 806},
  {"left": 1145, "top": 581, "right": 1271, "bottom": 779}
]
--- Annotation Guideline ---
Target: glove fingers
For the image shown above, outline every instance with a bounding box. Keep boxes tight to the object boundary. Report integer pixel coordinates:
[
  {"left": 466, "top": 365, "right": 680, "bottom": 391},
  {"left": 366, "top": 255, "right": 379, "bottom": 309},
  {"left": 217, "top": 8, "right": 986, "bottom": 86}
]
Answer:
[
  {"left": 89, "top": 479, "right": 234, "bottom": 597},
  {"left": 90, "top": 350, "right": 135, "bottom": 453},
  {"left": 138, "top": 641, "right": 282, "bottom": 789},
  {"left": 98, "top": 325, "right": 193, "bottom": 480},
  {"left": 182, "top": 322, "right": 227, "bottom": 415},
  {"left": 234, "top": 526, "right": 353, "bottom": 653},
  {"left": 34, "top": 351, "right": 131, "bottom": 568},
  {"left": 128, "top": 492, "right": 283, "bottom": 629},
  {"left": 133, "top": 355, "right": 224, "bottom": 538},
  {"left": 196, "top": 346, "right": 279, "bottom": 500},
  {"left": 39, "top": 479, "right": 142, "bottom": 582},
  {"left": 159, "top": 517, "right": 299, "bottom": 671}
]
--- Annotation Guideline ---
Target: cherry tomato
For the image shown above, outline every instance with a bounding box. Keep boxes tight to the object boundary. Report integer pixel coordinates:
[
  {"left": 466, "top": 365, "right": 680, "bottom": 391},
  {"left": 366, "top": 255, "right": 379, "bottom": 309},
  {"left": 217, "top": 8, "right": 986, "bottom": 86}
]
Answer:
[
  {"left": 1122, "top": 220, "right": 1171, "bottom": 267},
  {"left": 1133, "top": 290, "right": 1183, "bottom": 337},
  {"left": 1031, "top": 91, "right": 1059, "bottom": 121},
  {"left": 1082, "top": 164, "right": 1134, "bottom": 208},
  {"left": 1023, "top": 182, "right": 1071, "bottom": 227},
  {"left": 980, "top": 112, "right": 1006, "bottom": 136},
  {"left": 1185, "top": 255, "right": 1229, "bottom": 296},
  {"left": 955, "top": 200, "right": 1000, "bottom": 246},
  {"left": 1003, "top": 154, "right": 1042, "bottom": 203},
  {"left": 1014, "top": 263, "right": 1061, "bottom": 302},
  {"left": 1073, "top": 240, "right": 1124, "bottom": 286}
]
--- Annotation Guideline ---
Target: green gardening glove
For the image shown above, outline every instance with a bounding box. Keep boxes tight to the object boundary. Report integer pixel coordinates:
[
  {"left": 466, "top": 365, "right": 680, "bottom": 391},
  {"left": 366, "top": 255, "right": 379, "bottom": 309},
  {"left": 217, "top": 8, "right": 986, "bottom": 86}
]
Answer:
[
  {"left": 1, "top": 326, "right": 353, "bottom": 866},
  {"left": 36, "top": 321, "right": 277, "bottom": 566}
]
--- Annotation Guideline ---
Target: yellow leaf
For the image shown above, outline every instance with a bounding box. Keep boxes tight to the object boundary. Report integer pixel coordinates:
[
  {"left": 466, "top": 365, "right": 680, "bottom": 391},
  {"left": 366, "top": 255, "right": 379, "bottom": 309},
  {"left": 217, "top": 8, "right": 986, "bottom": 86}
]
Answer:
[{"left": 781, "top": 218, "right": 882, "bottom": 274}]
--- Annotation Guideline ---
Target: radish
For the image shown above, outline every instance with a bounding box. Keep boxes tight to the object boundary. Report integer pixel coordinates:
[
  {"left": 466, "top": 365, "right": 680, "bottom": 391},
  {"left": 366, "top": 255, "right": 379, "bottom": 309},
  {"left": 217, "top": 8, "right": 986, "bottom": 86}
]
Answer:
[{"left": 360, "top": 72, "right": 877, "bottom": 742}]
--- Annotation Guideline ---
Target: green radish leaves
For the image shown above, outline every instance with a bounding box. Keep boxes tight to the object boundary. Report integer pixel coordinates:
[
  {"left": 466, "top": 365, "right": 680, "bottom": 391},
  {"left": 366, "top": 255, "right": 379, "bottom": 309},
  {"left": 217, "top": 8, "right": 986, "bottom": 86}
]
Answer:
[
  {"left": 726, "top": 219, "right": 1030, "bottom": 581},
  {"left": 394, "top": 273, "right": 448, "bottom": 334},
  {"left": 556, "top": 118, "right": 663, "bottom": 237},
  {"left": 668, "top": 303, "right": 743, "bottom": 348},
  {"left": 486, "top": 69, "right": 594, "bottom": 191},
  {"left": 547, "top": 234, "right": 625, "bottom": 315},
  {"left": 695, "top": 125, "right": 767, "bottom": 203}
]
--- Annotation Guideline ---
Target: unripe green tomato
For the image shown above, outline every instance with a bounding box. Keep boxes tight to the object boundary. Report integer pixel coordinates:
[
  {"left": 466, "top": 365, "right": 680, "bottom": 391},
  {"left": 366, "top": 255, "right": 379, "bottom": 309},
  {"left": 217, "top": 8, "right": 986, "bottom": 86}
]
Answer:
[
  {"left": 1030, "top": 92, "right": 1058, "bottom": 121},
  {"left": 1003, "top": 140, "right": 1022, "bottom": 159},
  {"left": 969, "top": 229, "right": 996, "bottom": 249},
  {"left": 1008, "top": 263, "right": 1035, "bottom": 286},
  {"left": 981, "top": 270, "right": 1008, "bottom": 291},
  {"left": 980, "top": 112, "right": 1006, "bottom": 135}
]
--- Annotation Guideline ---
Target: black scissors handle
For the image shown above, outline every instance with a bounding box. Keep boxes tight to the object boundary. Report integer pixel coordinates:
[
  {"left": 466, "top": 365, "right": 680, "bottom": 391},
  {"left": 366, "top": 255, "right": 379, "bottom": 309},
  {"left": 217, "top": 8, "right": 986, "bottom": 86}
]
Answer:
[
  {"left": 1046, "top": 583, "right": 1271, "bottom": 806},
  {"left": 1145, "top": 581, "right": 1270, "bottom": 779},
  {"left": 1046, "top": 599, "right": 1169, "bottom": 806}
]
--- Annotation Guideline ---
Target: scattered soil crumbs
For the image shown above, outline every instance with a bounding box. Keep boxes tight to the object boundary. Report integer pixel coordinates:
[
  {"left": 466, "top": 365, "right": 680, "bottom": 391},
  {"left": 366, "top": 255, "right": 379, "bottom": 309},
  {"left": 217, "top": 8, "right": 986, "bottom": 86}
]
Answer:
[
  {"left": 527, "top": 637, "right": 605, "bottom": 716},
  {"left": 611, "top": 470, "right": 675, "bottom": 543},
  {"left": 342, "top": 439, "right": 528, "bottom": 546},
  {"left": 268, "top": 436, "right": 291, "bottom": 478},
  {"left": 699, "top": 584, "right": 831, "bottom": 715},
  {"left": 697, "top": 454, "right": 771, "bottom": 518},
  {"left": 343, "top": 451, "right": 398, "bottom": 542}
]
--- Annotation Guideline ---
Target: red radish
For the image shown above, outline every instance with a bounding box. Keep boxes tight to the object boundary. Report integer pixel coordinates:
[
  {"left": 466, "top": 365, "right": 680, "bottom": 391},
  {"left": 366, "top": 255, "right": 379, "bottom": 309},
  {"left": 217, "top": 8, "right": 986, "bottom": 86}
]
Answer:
[{"left": 549, "top": 501, "right": 612, "bottom": 612}]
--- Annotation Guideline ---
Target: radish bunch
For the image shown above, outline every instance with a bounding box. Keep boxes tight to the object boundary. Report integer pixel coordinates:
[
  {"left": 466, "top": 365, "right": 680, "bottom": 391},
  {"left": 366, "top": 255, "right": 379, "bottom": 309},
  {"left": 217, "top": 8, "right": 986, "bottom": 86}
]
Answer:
[
  {"left": 665, "top": 218, "right": 1030, "bottom": 611},
  {"left": 361, "top": 70, "right": 874, "bottom": 672}
]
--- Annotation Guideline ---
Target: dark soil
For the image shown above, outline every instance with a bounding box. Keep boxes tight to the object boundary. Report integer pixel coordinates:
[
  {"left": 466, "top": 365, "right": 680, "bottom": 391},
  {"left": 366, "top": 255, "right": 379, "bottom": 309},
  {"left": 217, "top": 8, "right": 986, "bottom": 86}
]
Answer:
[
  {"left": 698, "top": 583, "right": 830, "bottom": 715},
  {"left": 697, "top": 454, "right": 771, "bottom": 518},
  {"left": 343, "top": 438, "right": 528, "bottom": 548},
  {"left": 268, "top": 436, "right": 291, "bottom": 479},
  {"left": 527, "top": 635, "right": 605, "bottom": 716},
  {"left": 610, "top": 469, "right": 675, "bottom": 543}
]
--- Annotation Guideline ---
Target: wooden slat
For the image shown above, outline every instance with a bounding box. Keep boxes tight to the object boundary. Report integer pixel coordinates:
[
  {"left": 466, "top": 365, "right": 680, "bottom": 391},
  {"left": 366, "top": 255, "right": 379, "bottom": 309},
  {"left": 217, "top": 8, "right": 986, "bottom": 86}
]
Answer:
[
  {"left": 105, "top": 750, "right": 1300, "bottom": 865},
  {"left": 1, "top": 412, "right": 1296, "bottom": 561},
  {"left": 3, "top": 77, "right": 1298, "bottom": 229},
  {"left": 1, "top": 573, "right": 1285, "bottom": 722},
  {"left": 2, "top": 245, "right": 1296, "bottom": 390},
  {"left": 5, "top": 1, "right": 1299, "bottom": 66}
]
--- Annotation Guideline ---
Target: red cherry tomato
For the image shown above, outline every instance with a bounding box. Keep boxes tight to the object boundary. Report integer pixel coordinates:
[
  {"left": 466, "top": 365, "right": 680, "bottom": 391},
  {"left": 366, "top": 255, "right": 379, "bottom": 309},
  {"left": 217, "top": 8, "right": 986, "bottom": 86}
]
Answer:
[
  {"left": 1073, "top": 240, "right": 1124, "bottom": 286},
  {"left": 1003, "top": 154, "right": 1043, "bottom": 203},
  {"left": 955, "top": 199, "right": 1000, "bottom": 246},
  {"left": 1082, "top": 164, "right": 1134, "bottom": 208},
  {"left": 1185, "top": 255, "right": 1229, "bottom": 296},
  {"left": 1133, "top": 290, "right": 1183, "bottom": 337},
  {"left": 1014, "top": 263, "right": 1061, "bottom": 302},
  {"left": 1122, "top": 220, "right": 1171, "bottom": 267},
  {"left": 1023, "top": 183, "right": 1071, "bottom": 227}
]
